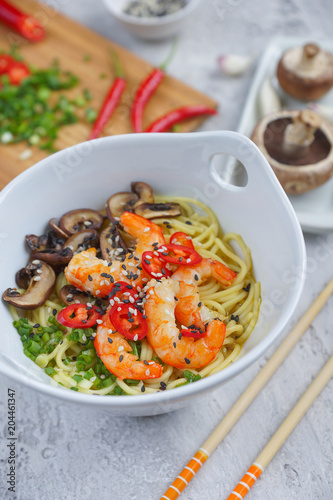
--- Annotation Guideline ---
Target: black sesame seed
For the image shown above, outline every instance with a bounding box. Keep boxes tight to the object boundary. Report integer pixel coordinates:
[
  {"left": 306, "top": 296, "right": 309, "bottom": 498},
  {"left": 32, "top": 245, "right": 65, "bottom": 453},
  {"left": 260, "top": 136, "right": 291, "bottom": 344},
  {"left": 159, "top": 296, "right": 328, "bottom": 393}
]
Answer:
[
  {"left": 143, "top": 360, "right": 149, "bottom": 365},
  {"left": 108, "top": 338, "right": 113, "bottom": 344},
  {"left": 173, "top": 342, "right": 176, "bottom": 348},
  {"left": 166, "top": 225, "right": 172, "bottom": 229},
  {"left": 81, "top": 319, "right": 87, "bottom": 324},
  {"left": 194, "top": 274, "right": 199, "bottom": 281},
  {"left": 142, "top": 314, "right": 147, "bottom": 319},
  {"left": 89, "top": 336, "right": 95, "bottom": 341},
  {"left": 33, "top": 323, "right": 40, "bottom": 328},
  {"left": 52, "top": 308, "right": 57, "bottom": 316},
  {"left": 126, "top": 285, "right": 133, "bottom": 289},
  {"left": 122, "top": 264, "right": 126, "bottom": 270},
  {"left": 141, "top": 385, "right": 145, "bottom": 392},
  {"left": 88, "top": 275, "right": 93, "bottom": 281},
  {"left": 198, "top": 302, "right": 202, "bottom": 307},
  {"left": 174, "top": 296, "right": 178, "bottom": 301},
  {"left": 243, "top": 283, "right": 251, "bottom": 292},
  {"left": 144, "top": 259, "right": 150, "bottom": 265},
  {"left": 178, "top": 332, "right": 182, "bottom": 340},
  {"left": 179, "top": 257, "right": 183, "bottom": 262},
  {"left": 185, "top": 358, "right": 190, "bottom": 364},
  {"left": 119, "top": 355, "right": 124, "bottom": 362},
  {"left": 67, "top": 297, "right": 74, "bottom": 302},
  {"left": 128, "top": 318, "right": 134, "bottom": 323},
  {"left": 185, "top": 221, "right": 192, "bottom": 225}
]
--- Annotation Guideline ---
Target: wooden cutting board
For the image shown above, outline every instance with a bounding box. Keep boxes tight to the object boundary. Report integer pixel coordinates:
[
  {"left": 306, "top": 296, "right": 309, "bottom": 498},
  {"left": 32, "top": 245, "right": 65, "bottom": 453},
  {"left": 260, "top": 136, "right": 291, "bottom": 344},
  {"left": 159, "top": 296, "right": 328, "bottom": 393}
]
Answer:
[{"left": 0, "top": 0, "right": 217, "bottom": 189}]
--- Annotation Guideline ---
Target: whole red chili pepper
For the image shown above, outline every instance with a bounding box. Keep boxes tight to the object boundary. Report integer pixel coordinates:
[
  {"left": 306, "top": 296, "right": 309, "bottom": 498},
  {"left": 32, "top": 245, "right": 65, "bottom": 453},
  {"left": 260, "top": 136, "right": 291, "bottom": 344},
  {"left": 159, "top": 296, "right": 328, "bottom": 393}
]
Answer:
[
  {"left": 145, "top": 105, "right": 217, "bottom": 133},
  {"left": 131, "top": 40, "right": 177, "bottom": 133},
  {"left": 0, "top": 0, "right": 45, "bottom": 42},
  {"left": 89, "top": 51, "right": 126, "bottom": 140}
]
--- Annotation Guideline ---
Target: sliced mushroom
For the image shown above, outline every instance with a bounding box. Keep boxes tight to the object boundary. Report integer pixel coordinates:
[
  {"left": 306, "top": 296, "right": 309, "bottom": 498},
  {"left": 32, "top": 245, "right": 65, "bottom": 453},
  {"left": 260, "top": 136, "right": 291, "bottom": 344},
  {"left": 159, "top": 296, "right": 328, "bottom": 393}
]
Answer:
[
  {"left": 59, "top": 285, "right": 109, "bottom": 309},
  {"left": 26, "top": 231, "right": 64, "bottom": 252},
  {"left": 134, "top": 202, "right": 182, "bottom": 219},
  {"left": 251, "top": 109, "right": 333, "bottom": 194},
  {"left": 63, "top": 229, "right": 99, "bottom": 254},
  {"left": 106, "top": 192, "right": 139, "bottom": 220},
  {"left": 3, "top": 261, "right": 56, "bottom": 310},
  {"left": 49, "top": 218, "right": 69, "bottom": 240},
  {"left": 277, "top": 43, "right": 333, "bottom": 101},
  {"left": 59, "top": 209, "right": 104, "bottom": 236},
  {"left": 30, "top": 247, "right": 73, "bottom": 268},
  {"left": 131, "top": 181, "right": 154, "bottom": 206},
  {"left": 100, "top": 225, "right": 128, "bottom": 261}
]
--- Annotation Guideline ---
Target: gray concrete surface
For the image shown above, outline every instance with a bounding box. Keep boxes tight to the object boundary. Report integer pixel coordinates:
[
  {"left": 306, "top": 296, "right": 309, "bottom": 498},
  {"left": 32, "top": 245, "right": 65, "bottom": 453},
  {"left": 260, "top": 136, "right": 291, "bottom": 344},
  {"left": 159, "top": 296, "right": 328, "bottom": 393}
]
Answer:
[{"left": 1, "top": 1, "right": 333, "bottom": 499}]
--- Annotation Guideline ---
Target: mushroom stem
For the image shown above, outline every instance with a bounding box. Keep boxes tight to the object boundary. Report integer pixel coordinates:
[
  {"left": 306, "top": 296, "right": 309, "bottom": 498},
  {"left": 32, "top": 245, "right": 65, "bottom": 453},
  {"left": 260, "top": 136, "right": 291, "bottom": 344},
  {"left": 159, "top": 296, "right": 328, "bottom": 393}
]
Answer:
[
  {"left": 297, "top": 43, "right": 320, "bottom": 72},
  {"left": 283, "top": 110, "right": 321, "bottom": 160}
]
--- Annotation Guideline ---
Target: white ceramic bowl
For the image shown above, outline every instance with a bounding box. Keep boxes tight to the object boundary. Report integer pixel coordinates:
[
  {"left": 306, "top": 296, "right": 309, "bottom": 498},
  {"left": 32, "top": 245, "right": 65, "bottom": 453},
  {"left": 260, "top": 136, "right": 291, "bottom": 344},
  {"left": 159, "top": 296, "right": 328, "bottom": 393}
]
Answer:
[
  {"left": 0, "top": 131, "right": 306, "bottom": 416},
  {"left": 102, "top": 0, "right": 202, "bottom": 40}
]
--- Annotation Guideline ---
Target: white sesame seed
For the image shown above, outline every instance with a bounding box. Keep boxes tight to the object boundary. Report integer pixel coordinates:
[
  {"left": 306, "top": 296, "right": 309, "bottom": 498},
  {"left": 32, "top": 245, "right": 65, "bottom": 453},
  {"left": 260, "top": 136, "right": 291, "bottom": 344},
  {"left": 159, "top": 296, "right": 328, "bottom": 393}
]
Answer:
[
  {"left": 142, "top": 278, "right": 148, "bottom": 282},
  {"left": 118, "top": 346, "right": 124, "bottom": 352},
  {"left": 110, "top": 299, "right": 115, "bottom": 306},
  {"left": 134, "top": 334, "right": 138, "bottom": 341},
  {"left": 114, "top": 297, "right": 120, "bottom": 302},
  {"left": 103, "top": 260, "right": 108, "bottom": 266},
  {"left": 181, "top": 325, "right": 186, "bottom": 329},
  {"left": 143, "top": 227, "right": 150, "bottom": 232},
  {"left": 108, "top": 329, "right": 113, "bottom": 334},
  {"left": 67, "top": 294, "right": 73, "bottom": 298},
  {"left": 100, "top": 280, "right": 105, "bottom": 286},
  {"left": 32, "top": 259, "right": 40, "bottom": 265},
  {"left": 75, "top": 299, "right": 80, "bottom": 303},
  {"left": 90, "top": 376, "right": 96, "bottom": 382},
  {"left": 95, "top": 290, "right": 100, "bottom": 296},
  {"left": 100, "top": 374, "right": 105, "bottom": 379},
  {"left": 145, "top": 369, "right": 150, "bottom": 376},
  {"left": 84, "top": 221, "right": 92, "bottom": 226},
  {"left": 82, "top": 334, "right": 87, "bottom": 341},
  {"left": 37, "top": 269, "right": 43, "bottom": 274},
  {"left": 33, "top": 276, "right": 41, "bottom": 281},
  {"left": 117, "top": 307, "right": 122, "bottom": 312},
  {"left": 129, "top": 296, "right": 135, "bottom": 303},
  {"left": 96, "top": 319, "right": 103, "bottom": 324},
  {"left": 129, "top": 307, "right": 136, "bottom": 314},
  {"left": 186, "top": 258, "right": 191, "bottom": 263}
]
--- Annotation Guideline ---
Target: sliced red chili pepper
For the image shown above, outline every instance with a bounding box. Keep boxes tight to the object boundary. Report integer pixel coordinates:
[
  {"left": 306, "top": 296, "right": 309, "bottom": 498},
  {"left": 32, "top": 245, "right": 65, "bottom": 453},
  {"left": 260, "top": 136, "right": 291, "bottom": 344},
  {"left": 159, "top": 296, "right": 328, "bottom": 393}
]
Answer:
[
  {"left": 109, "top": 303, "right": 147, "bottom": 341},
  {"left": 0, "top": 54, "right": 13, "bottom": 74},
  {"left": 109, "top": 281, "right": 138, "bottom": 304},
  {"left": 7, "top": 61, "right": 30, "bottom": 85},
  {"left": 145, "top": 105, "right": 217, "bottom": 133},
  {"left": 57, "top": 303, "right": 102, "bottom": 329},
  {"left": 170, "top": 232, "right": 194, "bottom": 250},
  {"left": 0, "top": 0, "right": 45, "bottom": 42},
  {"left": 181, "top": 327, "right": 207, "bottom": 339},
  {"left": 158, "top": 244, "right": 202, "bottom": 266},
  {"left": 89, "top": 51, "right": 126, "bottom": 140},
  {"left": 141, "top": 250, "right": 172, "bottom": 279}
]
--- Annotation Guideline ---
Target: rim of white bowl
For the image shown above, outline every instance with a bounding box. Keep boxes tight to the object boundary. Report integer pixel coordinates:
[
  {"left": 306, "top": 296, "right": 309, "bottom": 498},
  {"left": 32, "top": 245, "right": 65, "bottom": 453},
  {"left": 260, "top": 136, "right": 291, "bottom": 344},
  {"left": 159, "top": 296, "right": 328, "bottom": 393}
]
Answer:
[
  {"left": 103, "top": 0, "right": 202, "bottom": 26},
  {"left": 0, "top": 132, "right": 306, "bottom": 408}
]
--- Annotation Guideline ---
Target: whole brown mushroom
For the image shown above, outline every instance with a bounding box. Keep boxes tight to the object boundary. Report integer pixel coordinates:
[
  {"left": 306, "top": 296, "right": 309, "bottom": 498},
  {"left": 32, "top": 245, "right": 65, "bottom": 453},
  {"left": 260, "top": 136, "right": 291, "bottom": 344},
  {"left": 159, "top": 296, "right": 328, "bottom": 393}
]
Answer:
[
  {"left": 277, "top": 43, "right": 333, "bottom": 101},
  {"left": 251, "top": 109, "right": 333, "bottom": 194}
]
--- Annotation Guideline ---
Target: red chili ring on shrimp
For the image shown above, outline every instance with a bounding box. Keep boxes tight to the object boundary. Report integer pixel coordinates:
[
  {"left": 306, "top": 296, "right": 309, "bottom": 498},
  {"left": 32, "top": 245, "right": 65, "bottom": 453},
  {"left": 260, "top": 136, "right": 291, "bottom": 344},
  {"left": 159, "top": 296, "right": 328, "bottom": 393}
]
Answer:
[{"left": 158, "top": 244, "right": 202, "bottom": 266}]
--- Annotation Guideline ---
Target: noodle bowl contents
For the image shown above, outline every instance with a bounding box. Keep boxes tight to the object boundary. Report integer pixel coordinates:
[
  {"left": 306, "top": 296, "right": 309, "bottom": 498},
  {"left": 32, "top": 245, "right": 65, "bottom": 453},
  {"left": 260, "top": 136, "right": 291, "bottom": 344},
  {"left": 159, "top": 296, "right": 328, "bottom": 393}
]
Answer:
[{"left": 3, "top": 182, "right": 261, "bottom": 395}]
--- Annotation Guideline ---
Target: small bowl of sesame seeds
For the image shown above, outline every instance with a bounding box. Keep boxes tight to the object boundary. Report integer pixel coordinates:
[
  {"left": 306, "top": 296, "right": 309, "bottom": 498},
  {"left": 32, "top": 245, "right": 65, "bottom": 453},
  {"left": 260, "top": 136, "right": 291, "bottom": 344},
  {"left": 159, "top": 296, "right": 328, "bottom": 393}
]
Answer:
[{"left": 103, "top": 0, "right": 202, "bottom": 40}]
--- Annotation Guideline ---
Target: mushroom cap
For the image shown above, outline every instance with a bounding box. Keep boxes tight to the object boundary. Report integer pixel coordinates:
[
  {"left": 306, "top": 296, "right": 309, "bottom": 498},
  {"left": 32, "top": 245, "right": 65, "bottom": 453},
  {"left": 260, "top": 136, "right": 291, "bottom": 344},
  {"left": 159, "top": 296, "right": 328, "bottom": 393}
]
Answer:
[
  {"left": 251, "top": 109, "right": 333, "bottom": 194},
  {"left": 59, "top": 209, "right": 103, "bottom": 236},
  {"left": 277, "top": 43, "right": 333, "bottom": 100}
]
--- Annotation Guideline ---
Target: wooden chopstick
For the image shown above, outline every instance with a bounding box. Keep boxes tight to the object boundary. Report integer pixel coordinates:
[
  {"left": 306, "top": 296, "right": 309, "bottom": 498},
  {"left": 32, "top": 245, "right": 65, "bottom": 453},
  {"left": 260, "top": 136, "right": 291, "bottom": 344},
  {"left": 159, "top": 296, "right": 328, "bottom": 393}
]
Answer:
[
  {"left": 227, "top": 355, "right": 333, "bottom": 500},
  {"left": 161, "top": 278, "right": 333, "bottom": 500}
]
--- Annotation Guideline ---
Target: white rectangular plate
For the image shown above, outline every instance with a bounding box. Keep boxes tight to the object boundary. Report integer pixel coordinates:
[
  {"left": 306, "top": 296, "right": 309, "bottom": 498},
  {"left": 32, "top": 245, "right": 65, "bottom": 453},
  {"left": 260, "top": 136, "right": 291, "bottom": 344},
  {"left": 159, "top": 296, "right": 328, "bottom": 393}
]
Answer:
[{"left": 237, "top": 36, "right": 333, "bottom": 234}]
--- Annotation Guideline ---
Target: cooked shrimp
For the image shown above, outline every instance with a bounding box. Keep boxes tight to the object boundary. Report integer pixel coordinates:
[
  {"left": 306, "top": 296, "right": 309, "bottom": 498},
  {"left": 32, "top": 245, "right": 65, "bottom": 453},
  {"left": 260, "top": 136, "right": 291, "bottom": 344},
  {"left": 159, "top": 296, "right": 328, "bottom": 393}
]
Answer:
[
  {"left": 175, "top": 282, "right": 222, "bottom": 329},
  {"left": 65, "top": 247, "right": 143, "bottom": 297},
  {"left": 65, "top": 213, "right": 166, "bottom": 298},
  {"left": 94, "top": 312, "right": 163, "bottom": 380},
  {"left": 171, "top": 258, "right": 237, "bottom": 286},
  {"left": 144, "top": 278, "right": 226, "bottom": 370},
  {"left": 120, "top": 211, "right": 166, "bottom": 255}
]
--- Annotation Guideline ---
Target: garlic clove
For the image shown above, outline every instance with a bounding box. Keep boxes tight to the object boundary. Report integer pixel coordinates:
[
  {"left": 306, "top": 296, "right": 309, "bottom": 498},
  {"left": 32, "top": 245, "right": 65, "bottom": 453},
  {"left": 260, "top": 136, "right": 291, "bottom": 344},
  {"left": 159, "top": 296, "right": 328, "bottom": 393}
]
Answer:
[
  {"left": 217, "top": 54, "right": 255, "bottom": 76},
  {"left": 258, "top": 77, "right": 282, "bottom": 117}
]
